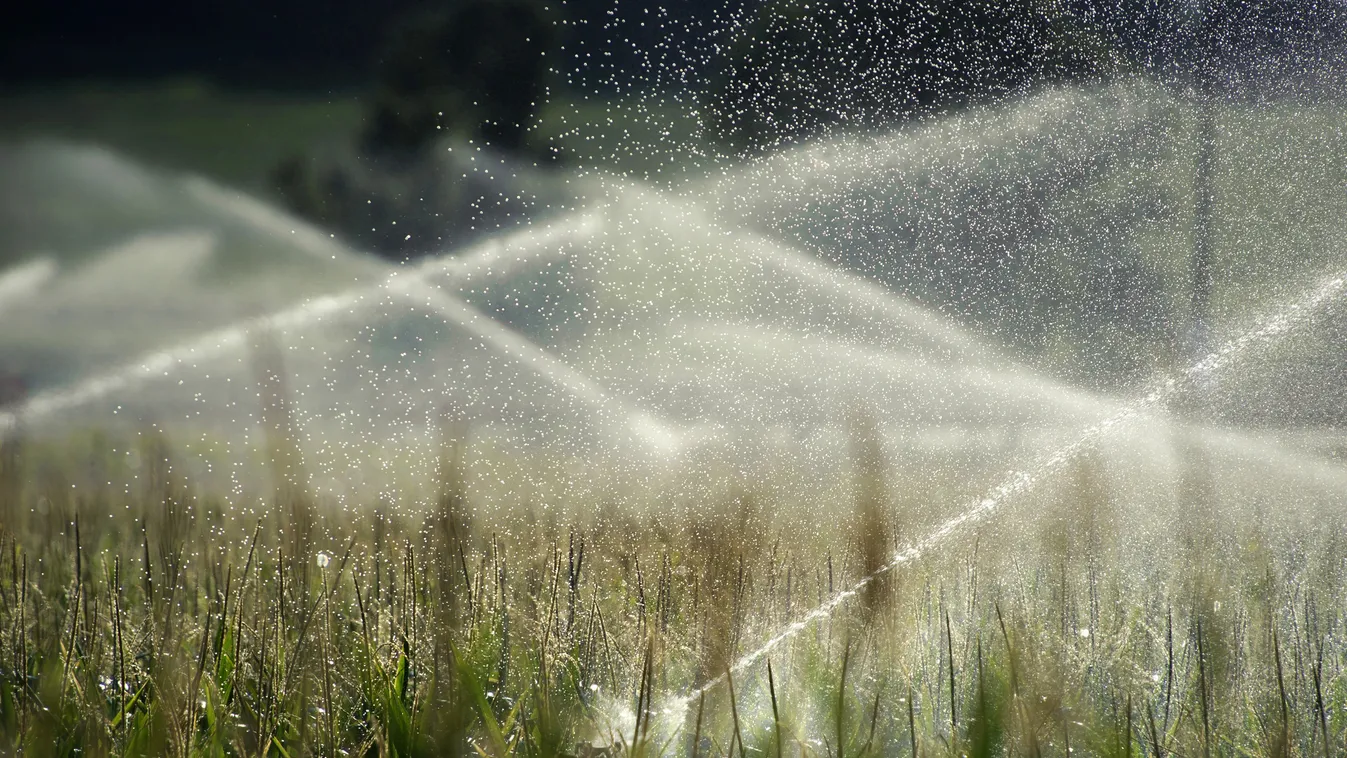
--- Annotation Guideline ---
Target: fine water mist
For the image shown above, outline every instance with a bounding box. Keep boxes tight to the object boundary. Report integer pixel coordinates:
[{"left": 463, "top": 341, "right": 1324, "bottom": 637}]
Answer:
[
  {"left": 6, "top": 1, "right": 1347, "bottom": 752},
  {"left": 2, "top": 80, "right": 1345, "bottom": 523}
]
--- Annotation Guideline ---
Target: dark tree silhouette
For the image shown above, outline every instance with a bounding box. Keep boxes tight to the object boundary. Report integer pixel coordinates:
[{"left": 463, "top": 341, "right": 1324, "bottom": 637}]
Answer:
[
  {"left": 705, "top": 0, "right": 1116, "bottom": 153},
  {"left": 362, "top": 0, "right": 559, "bottom": 155},
  {"left": 271, "top": 0, "right": 564, "bottom": 261}
]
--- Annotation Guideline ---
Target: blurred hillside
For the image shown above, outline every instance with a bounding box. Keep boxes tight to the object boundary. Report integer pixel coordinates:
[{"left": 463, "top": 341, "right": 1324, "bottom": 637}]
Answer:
[{"left": 0, "top": 84, "right": 363, "bottom": 189}]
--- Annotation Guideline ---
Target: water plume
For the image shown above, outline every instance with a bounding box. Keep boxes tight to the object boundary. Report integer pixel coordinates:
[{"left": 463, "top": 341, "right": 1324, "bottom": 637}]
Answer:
[
  {"left": 0, "top": 214, "right": 601, "bottom": 436},
  {"left": 394, "top": 278, "right": 682, "bottom": 453},
  {"left": 661, "top": 268, "right": 1346, "bottom": 715},
  {"left": 0, "top": 258, "right": 55, "bottom": 314}
]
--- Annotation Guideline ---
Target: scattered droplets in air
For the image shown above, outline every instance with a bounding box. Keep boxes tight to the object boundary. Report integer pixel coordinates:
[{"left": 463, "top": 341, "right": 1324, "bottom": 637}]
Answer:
[{"left": 1, "top": 2, "right": 1346, "bottom": 748}]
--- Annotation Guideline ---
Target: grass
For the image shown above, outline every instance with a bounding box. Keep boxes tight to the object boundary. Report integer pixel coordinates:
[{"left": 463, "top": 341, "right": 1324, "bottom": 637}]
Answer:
[{"left": 1, "top": 403, "right": 1346, "bottom": 757}]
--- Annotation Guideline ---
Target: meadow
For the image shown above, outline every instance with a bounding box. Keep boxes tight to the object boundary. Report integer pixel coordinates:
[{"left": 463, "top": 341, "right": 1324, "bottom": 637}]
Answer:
[{"left": 1, "top": 406, "right": 1346, "bottom": 758}]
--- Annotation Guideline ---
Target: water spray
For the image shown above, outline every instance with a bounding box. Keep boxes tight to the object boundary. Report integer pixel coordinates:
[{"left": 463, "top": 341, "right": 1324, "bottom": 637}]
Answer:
[
  {"left": 395, "top": 279, "right": 682, "bottom": 452},
  {"left": 0, "top": 214, "right": 600, "bottom": 436},
  {"left": 663, "top": 270, "right": 1347, "bottom": 715}
]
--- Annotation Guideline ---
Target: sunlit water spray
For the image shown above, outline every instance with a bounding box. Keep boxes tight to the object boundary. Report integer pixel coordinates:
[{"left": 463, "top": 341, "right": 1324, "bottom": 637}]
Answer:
[
  {"left": 0, "top": 214, "right": 602, "bottom": 436},
  {"left": 0, "top": 258, "right": 56, "bottom": 314},
  {"left": 652, "top": 269, "right": 1347, "bottom": 724},
  {"left": 396, "top": 279, "right": 683, "bottom": 452},
  {"left": 0, "top": 83, "right": 1187, "bottom": 445}
]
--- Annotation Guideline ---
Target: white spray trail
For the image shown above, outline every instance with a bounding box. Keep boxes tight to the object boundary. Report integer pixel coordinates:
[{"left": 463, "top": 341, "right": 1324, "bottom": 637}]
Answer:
[
  {"left": 663, "top": 270, "right": 1347, "bottom": 715},
  {"left": 0, "top": 258, "right": 57, "bottom": 315},
  {"left": 395, "top": 279, "right": 683, "bottom": 452},
  {"left": 0, "top": 215, "right": 600, "bottom": 435}
]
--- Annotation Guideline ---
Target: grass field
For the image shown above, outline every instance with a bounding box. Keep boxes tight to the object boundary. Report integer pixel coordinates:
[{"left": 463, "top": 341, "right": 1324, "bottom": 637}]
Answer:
[{"left": 1, "top": 415, "right": 1346, "bottom": 757}]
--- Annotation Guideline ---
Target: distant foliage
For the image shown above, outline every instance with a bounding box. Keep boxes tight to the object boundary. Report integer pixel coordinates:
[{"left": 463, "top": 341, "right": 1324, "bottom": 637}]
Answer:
[
  {"left": 362, "top": 0, "right": 559, "bottom": 155},
  {"left": 705, "top": 0, "right": 1116, "bottom": 152},
  {"left": 270, "top": 0, "right": 565, "bottom": 261}
]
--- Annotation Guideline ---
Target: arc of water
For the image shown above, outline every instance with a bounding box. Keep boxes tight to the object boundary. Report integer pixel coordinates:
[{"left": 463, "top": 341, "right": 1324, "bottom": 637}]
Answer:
[
  {"left": 701, "top": 81, "right": 1163, "bottom": 221},
  {"left": 0, "top": 81, "right": 1184, "bottom": 436},
  {"left": 394, "top": 279, "right": 683, "bottom": 452},
  {"left": 664, "top": 270, "right": 1347, "bottom": 715},
  {"left": 0, "top": 258, "right": 58, "bottom": 315},
  {"left": 3, "top": 84, "right": 1139, "bottom": 435},
  {"left": 0, "top": 214, "right": 600, "bottom": 435}
]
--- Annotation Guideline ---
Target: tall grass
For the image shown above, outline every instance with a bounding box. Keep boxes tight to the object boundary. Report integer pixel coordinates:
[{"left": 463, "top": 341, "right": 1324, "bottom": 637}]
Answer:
[{"left": 0, "top": 415, "right": 1344, "bottom": 757}]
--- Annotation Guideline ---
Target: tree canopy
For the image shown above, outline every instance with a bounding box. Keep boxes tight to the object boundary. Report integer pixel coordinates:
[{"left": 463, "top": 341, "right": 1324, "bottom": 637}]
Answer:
[
  {"left": 705, "top": 0, "right": 1116, "bottom": 152},
  {"left": 362, "top": 0, "right": 559, "bottom": 155}
]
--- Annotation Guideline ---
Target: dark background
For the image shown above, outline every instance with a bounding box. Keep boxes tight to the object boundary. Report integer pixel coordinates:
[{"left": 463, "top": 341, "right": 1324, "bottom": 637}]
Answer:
[
  {"left": 0, "top": 0, "right": 740, "bottom": 92},
  {"left": 4, "top": 0, "right": 1346, "bottom": 95}
]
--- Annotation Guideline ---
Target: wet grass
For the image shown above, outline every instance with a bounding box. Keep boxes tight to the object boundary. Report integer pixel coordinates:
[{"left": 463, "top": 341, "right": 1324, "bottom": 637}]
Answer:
[{"left": 1, "top": 416, "right": 1346, "bottom": 758}]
